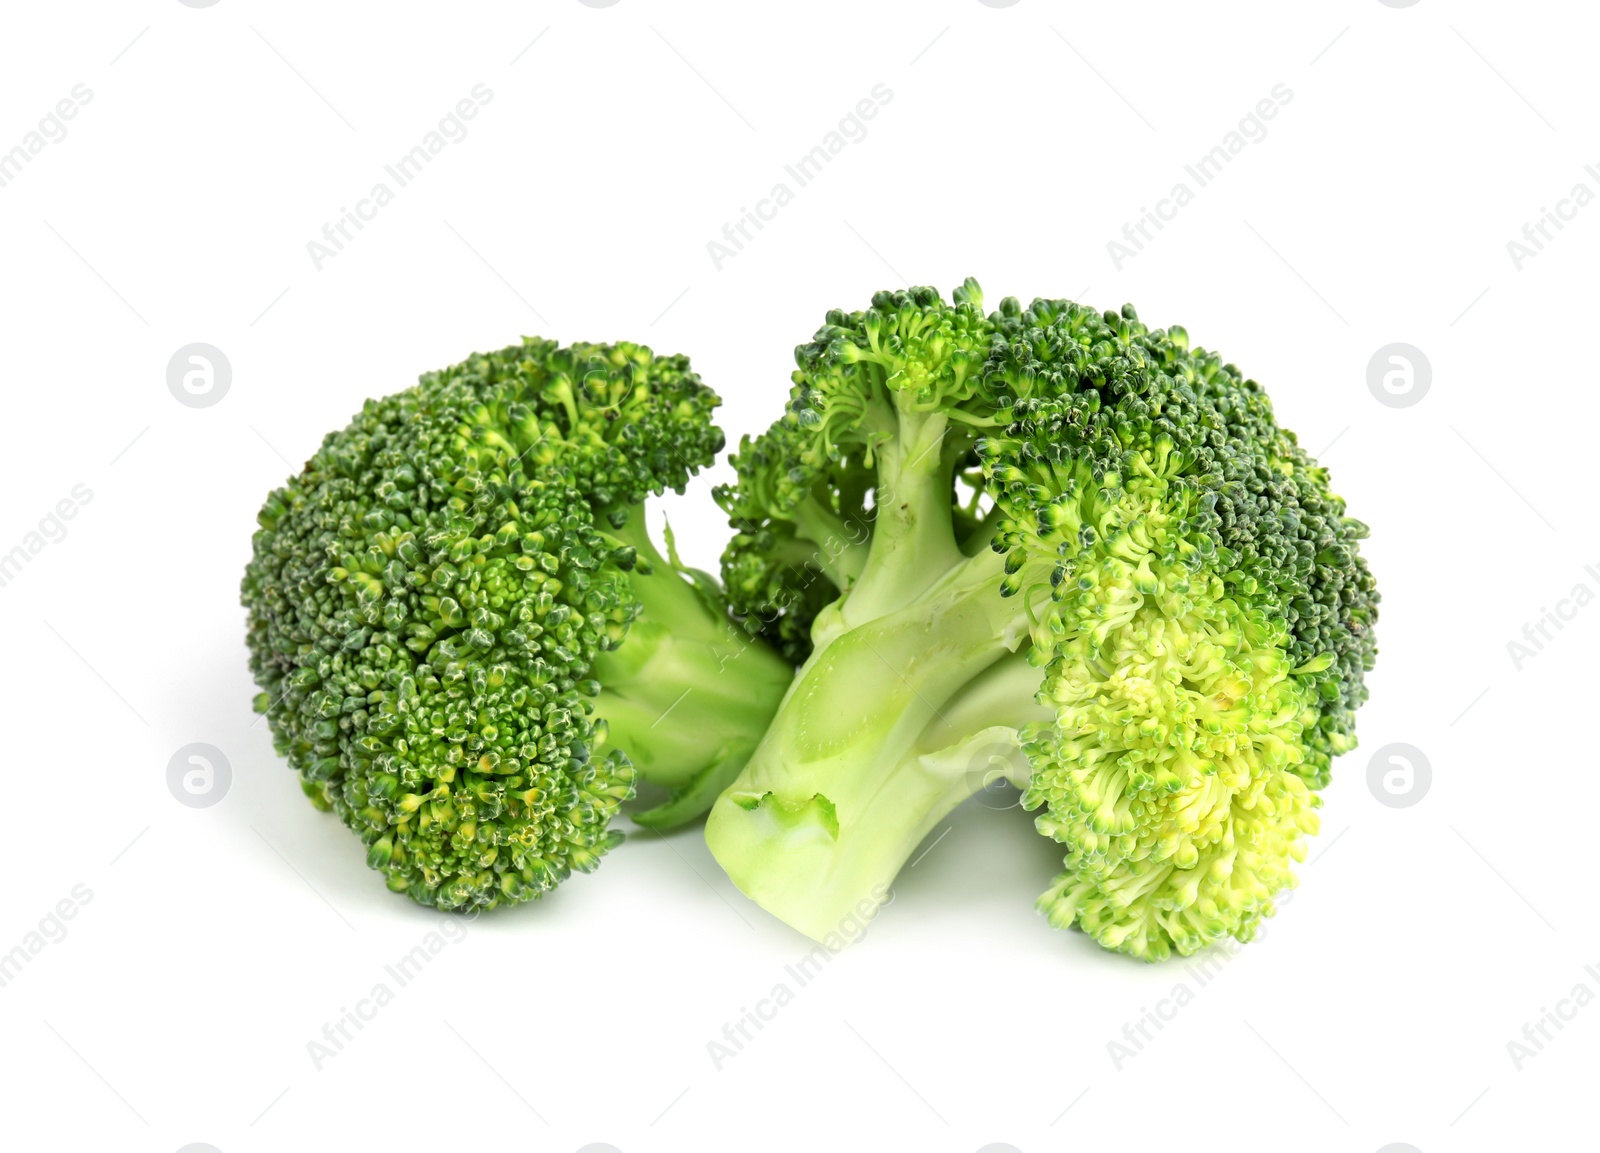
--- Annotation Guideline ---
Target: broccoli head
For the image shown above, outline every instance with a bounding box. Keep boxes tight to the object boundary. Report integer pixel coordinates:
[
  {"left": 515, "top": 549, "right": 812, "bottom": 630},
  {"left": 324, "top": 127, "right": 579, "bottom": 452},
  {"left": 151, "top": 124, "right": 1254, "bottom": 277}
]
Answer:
[
  {"left": 705, "top": 282, "right": 1378, "bottom": 960},
  {"left": 243, "top": 338, "right": 794, "bottom": 912}
]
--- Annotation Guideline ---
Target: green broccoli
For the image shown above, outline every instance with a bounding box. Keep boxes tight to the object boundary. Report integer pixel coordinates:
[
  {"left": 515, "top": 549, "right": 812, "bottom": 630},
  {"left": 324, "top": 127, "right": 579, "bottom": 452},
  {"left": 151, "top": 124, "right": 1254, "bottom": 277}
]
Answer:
[
  {"left": 706, "top": 281, "right": 1378, "bottom": 960},
  {"left": 242, "top": 338, "right": 793, "bottom": 912}
]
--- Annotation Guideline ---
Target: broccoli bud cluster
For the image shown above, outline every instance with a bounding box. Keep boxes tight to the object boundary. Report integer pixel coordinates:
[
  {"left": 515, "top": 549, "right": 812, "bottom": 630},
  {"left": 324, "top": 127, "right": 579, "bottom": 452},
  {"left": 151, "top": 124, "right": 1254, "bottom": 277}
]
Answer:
[
  {"left": 974, "top": 301, "right": 1376, "bottom": 956},
  {"left": 705, "top": 284, "right": 1379, "bottom": 961},
  {"left": 243, "top": 339, "right": 750, "bottom": 911}
]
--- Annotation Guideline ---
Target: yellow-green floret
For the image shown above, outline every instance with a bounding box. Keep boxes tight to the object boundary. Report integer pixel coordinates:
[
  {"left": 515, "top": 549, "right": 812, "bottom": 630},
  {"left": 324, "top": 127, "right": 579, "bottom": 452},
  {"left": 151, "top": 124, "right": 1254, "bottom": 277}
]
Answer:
[{"left": 707, "top": 283, "right": 1377, "bottom": 960}]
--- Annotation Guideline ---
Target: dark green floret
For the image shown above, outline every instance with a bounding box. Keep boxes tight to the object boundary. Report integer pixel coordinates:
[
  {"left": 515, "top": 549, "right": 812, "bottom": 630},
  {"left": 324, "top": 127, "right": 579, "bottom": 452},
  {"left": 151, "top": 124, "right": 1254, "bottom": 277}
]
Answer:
[{"left": 243, "top": 339, "right": 793, "bottom": 912}]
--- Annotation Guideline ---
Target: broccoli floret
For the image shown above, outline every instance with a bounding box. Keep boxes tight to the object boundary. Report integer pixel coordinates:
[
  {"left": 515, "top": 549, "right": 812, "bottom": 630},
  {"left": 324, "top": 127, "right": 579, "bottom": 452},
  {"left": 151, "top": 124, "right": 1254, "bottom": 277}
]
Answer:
[
  {"left": 242, "top": 338, "right": 793, "bottom": 912},
  {"left": 705, "top": 282, "right": 1378, "bottom": 960}
]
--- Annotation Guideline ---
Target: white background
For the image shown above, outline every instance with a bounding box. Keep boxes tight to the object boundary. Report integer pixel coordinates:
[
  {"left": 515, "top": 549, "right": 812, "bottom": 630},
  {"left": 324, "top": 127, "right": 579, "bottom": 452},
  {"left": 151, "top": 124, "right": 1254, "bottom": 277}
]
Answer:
[{"left": 0, "top": 2, "right": 1592, "bottom": 1151}]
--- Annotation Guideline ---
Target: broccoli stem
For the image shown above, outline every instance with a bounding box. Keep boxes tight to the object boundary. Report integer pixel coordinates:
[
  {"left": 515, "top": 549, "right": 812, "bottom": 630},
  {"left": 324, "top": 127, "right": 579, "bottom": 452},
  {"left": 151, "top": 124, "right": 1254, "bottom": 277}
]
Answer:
[
  {"left": 790, "top": 494, "right": 869, "bottom": 590},
  {"left": 840, "top": 407, "right": 965, "bottom": 626},
  {"left": 704, "top": 545, "right": 1039, "bottom": 939},
  {"left": 591, "top": 505, "right": 796, "bottom": 829}
]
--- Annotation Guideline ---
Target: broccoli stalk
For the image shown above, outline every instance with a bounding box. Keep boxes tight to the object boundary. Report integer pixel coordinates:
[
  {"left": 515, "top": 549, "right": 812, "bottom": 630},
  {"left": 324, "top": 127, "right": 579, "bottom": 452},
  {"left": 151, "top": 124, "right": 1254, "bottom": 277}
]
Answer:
[
  {"left": 589, "top": 506, "right": 794, "bottom": 829},
  {"left": 708, "top": 334, "right": 1038, "bottom": 939},
  {"left": 708, "top": 283, "right": 1377, "bottom": 960},
  {"left": 710, "top": 556, "right": 1048, "bottom": 937}
]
